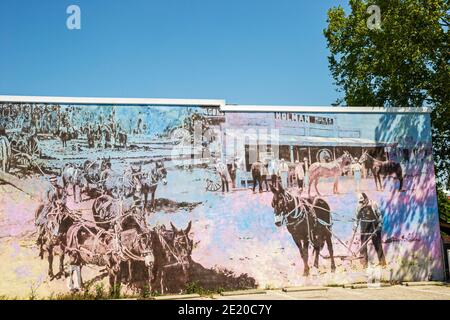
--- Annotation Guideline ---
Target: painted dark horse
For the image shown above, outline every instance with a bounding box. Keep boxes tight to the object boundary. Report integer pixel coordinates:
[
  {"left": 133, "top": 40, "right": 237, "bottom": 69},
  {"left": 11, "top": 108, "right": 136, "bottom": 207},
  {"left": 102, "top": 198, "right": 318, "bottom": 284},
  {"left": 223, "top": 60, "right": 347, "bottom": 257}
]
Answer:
[
  {"left": 61, "top": 163, "right": 88, "bottom": 203},
  {"left": 59, "top": 127, "right": 70, "bottom": 148},
  {"left": 65, "top": 222, "right": 154, "bottom": 291},
  {"left": 138, "top": 161, "right": 168, "bottom": 212},
  {"left": 359, "top": 150, "right": 404, "bottom": 191},
  {"left": 115, "top": 131, "right": 127, "bottom": 149},
  {"left": 270, "top": 185, "right": 336, "bottom": 276},
  {"left": 120, "top": 221, "right": 193, "bottom": 294},
  {"left": 83, "top": 157, "right": 111, "bottom": 196},
  {"left": 35, "top": 204, "right": 79, "bottom": 279},
  {"left": 150, "top": 222, "right": 193, "bottom": 294}
]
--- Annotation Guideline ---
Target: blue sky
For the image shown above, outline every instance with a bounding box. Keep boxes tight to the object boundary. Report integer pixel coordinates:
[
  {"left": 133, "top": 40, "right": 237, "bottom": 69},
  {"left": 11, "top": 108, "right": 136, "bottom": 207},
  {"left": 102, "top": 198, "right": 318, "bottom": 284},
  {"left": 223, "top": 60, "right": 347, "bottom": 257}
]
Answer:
[{"left": 0, "top": 0, "right": 349, "bottom": 105}]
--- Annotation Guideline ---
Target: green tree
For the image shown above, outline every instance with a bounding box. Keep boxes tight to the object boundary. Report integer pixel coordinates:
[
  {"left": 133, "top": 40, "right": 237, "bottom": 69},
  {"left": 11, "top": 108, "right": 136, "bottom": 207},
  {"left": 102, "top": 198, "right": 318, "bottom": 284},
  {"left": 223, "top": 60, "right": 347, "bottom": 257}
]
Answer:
[
  {"left": 324, "top": 0, "right": 450, "bottom": 220},
  {"left": 438, "top": 189, "right": 450, "bottom": 223}
]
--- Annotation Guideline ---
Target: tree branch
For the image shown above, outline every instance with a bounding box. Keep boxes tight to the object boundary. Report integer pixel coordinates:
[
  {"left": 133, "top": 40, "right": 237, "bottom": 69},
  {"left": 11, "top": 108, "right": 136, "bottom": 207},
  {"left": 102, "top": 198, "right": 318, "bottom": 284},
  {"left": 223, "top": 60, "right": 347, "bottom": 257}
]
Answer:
[{"left": 439, "top": 18, "right": 449, "bottom": 27}]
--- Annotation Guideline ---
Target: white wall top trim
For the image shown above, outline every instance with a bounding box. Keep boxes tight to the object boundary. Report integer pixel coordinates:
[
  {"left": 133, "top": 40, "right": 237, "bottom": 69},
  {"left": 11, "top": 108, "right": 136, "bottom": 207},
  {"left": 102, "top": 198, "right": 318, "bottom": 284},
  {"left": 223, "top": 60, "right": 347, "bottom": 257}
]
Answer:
[
  {"left": 0, "top": 95, "right": 431, "bottom": 114},
  {"left": 0, "top": 95, "right": 225, "bottom": 107},
  {"left": 222, "top": 104, "right": 431, "bottom": 114}
]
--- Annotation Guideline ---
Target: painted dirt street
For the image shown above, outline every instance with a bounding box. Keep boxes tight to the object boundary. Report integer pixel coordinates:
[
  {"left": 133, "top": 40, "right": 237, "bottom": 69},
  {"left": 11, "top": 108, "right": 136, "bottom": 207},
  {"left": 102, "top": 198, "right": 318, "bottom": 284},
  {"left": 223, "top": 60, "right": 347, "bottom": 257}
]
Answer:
[{"left": 0, "top": 102, "right": 444, "bottom": 297}]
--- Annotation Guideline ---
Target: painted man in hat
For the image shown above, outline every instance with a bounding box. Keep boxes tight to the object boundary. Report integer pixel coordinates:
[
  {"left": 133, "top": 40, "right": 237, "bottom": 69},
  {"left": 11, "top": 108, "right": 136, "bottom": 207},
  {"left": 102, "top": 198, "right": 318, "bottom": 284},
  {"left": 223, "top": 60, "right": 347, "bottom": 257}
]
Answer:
[
  {"left": 352, "top": 157, "right": 363, "bottom": 192},
  {"left": 0, "top": 126, "right": 11, "bottom": 172},
  {"left": 267, "top": 158, "right": 279, "bottom": 188},
  {"left": 278, "top": 159, "right": 289, "bottom": 189},
  {"left": 234, "top": 156, "right": 245, "bottom": 189},
  {"left": 353, "top": 192, "right": 387, "bottom": 269},
  {"left": 215, "top": 158, "right": 230, "bottom": 193},
  {"left": 294, "top": 160, "right": 305, "bottom": 193}
]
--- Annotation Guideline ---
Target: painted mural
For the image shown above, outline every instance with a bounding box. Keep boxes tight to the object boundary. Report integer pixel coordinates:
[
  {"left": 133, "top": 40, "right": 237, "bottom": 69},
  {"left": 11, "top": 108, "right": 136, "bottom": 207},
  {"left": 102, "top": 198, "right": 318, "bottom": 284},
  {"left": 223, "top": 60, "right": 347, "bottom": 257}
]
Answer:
[{"left": 0, "top": 103, "right": 444, "bottom": 297}]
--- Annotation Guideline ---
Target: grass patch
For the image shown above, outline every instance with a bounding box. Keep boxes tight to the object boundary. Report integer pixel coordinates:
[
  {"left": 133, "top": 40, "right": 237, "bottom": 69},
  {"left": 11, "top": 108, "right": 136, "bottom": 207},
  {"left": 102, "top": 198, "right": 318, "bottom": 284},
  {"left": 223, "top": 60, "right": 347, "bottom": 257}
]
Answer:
[
  {"left": 0, "top": 295, "right": 18, "bottom": 300},
  {"left": 185, "top": 281, "right": 224, "bottom": 297}
]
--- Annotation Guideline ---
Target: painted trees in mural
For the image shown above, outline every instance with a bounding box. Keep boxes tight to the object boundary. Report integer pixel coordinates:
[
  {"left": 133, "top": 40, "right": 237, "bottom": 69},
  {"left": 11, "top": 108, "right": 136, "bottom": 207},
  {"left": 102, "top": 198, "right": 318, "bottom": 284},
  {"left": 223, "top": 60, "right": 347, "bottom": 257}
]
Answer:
[{"left": 0, "top": 103, "right": 443, "bottom": 297}]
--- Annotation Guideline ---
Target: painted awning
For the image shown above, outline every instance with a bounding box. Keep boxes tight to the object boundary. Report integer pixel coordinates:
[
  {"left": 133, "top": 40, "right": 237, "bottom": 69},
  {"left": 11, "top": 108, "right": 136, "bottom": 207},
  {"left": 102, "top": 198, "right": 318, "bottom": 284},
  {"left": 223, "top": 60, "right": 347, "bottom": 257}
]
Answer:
[
  {"left": 224, "top": 131, "right": 386, "bottom": 147},
  {"left": 277, "top": 135, "right": 386, "bottom": 147}
]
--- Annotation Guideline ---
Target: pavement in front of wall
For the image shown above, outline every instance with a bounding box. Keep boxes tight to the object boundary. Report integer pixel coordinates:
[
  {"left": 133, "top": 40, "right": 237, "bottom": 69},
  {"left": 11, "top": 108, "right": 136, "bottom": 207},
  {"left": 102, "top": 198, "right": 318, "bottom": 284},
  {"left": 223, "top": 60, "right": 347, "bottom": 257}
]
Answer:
[{"left": 182, "top": 284, "right": 450, "bottom": 300}]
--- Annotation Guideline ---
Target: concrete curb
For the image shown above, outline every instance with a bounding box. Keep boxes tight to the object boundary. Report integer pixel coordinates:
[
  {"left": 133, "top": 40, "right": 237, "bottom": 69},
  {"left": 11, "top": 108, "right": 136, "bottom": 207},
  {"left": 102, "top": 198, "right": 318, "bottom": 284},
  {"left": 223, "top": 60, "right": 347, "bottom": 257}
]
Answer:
[
  {"left": 324, "top": 284, "right": 347, "bottom": 288},
  {"left": 220, "top": 289, "right": 266, "bottom": 297},
  {"left": 343, "top": 283, "right": 391, "bottom": 289},
  {"left": 282, "top": 286, "right": 328, "bottom": 293},
  {"left": 402, "top": 281, "right": 446, "bottom": 287},
  {"left": 150, "top": 294, "right": 201, "bottom": 300},
  {"left": 351, "top": 284, "right": 369, "bottom": 289}
]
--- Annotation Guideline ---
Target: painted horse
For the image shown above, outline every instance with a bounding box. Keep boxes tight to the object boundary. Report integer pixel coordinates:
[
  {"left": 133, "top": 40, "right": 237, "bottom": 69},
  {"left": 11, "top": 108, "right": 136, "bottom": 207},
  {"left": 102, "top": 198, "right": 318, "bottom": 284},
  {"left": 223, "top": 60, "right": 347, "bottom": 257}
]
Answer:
[
  {"left": 86, "top": 126, "right": 98, "bottom": 149},
  {"left": 61, "top": 163, "right": 88, "bottom": 203},
  {"left": 59, "top": 127, "right": 70, "bottom": 148},
  {"left": 151, "top": 222, "right": 193, "bottom": 294},
  {"left": 83, "top": 157, "right": 111, "bottom": 194},
  {"left": 102, "top": 125, "right": 114, "bottom": 149},
  {"left": 100, "top": 164, "right": 142, "bottom": 199},
  {"left": 116, "top": 131, "right": 127, "bottom": 149},
  {"left": 35, "top": 204, "right": 79, "bottom": 279},
  {"left": 92, "top": 164, "right": 146, "bottom": 232},
  {"left": 139, "top": 160, "right": 168, "bottom": 212},
  {"left": 308, "top": 151, "right": 353, "bottom": 197},
  {"left": 271, "top": 184, "right": 335, "bottom": 276},
  {"left": 119, "top": 227, "right": 155, "bottom": 290},
  {"left": 92, "top": 195, "right": 147, "bottom": 232},
  {"left": 359, "top": 150, "right": 404, "bottom": 191},
  {"left": 65, "top": 222, "right": 154, "bottom": 291}
]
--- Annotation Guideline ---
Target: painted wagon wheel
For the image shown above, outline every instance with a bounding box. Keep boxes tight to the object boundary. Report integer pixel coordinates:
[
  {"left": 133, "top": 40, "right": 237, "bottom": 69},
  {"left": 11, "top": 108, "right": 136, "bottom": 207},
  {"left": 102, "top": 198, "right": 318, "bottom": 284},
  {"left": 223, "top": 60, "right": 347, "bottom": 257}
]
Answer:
[
  {"left": 13, "top": 152, "right": 33, "bottom": 169},
  {"left": 205, "top": 171, "right": 222, "bottom": 192},
  {"left": 317, "top": 148, "right": 333, "bottom": 163},
  {"left": 8, "top": 136, "right": 18, "bottom": 149},
  {"left": 171, "top": 128, "right": 192, "bottom": 145},
  {"left": 25, "top": 137, "right": 41, "bottom": 158},
  {"left": 10, "top": 136, "right": 42, "bottom": 171},
  {"left": 14, "top": 137, "right": 28, "bottom": 153},
  {"left": 5, "top": 121, "right": 15, "bottom": 130}
]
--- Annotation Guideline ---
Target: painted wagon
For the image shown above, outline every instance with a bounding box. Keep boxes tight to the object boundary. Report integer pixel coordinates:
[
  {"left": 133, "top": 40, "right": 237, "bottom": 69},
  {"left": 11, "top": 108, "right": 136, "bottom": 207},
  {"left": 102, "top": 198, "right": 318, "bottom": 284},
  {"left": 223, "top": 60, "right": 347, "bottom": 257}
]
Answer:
[{"left": 9, "top": 131, "right": 43, "bottom": 172}]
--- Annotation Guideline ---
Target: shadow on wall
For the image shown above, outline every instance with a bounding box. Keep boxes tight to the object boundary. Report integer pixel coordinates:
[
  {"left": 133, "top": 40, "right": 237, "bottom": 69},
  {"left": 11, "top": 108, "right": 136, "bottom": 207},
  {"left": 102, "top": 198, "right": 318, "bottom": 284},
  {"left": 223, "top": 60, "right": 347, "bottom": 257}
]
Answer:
[
  {"left": 375, "top": 113, "right": 444, "bottom": 281},
  {"left": 187, "top": 260, "right": 257, "bottom": 292},
  {"left": 124, "top": 259, "right": 257, "bottom": 294}
]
